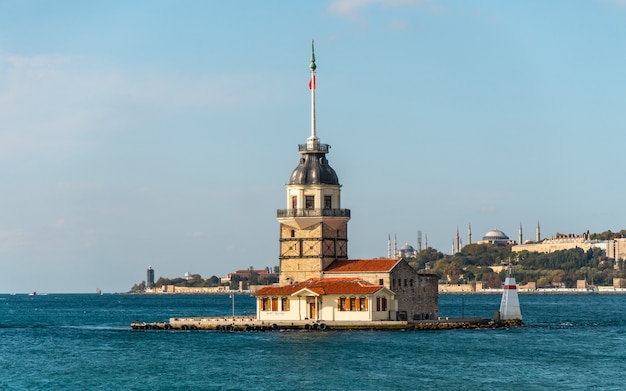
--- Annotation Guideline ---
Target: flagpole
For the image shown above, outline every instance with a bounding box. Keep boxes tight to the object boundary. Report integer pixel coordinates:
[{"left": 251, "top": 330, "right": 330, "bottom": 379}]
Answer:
[{"left": 309, "top": 40, "right": 317, "bottom": 143}]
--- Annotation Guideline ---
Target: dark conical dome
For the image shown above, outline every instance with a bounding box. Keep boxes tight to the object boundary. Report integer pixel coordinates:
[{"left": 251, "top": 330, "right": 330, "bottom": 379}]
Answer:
[{"left": 289, "top": 152, "right": 339, "bottom": 185}]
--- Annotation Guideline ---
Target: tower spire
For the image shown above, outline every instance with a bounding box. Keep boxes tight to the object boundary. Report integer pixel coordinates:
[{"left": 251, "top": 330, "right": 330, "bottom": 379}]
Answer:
[{"left": 308, "top": 40, "right": 317, "bottom": 146}]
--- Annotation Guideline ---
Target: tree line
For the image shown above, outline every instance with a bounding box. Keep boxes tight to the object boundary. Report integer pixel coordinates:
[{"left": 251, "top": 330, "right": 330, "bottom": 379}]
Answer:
[
  {"left": 129, "top": 267, "right": 279, "bottom": 292},
  {"left": 406, "top": 237, "right": 625, "bottom": 289}
]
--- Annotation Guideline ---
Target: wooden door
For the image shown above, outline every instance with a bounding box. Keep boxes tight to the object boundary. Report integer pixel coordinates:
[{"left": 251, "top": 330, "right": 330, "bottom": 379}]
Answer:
[{"left": 309, "top": 302, "right": 316, "bottom": 320}]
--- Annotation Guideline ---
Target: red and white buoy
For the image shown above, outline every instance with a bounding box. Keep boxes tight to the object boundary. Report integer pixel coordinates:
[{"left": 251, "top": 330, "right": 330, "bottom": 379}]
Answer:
[{"left": 499, "top": 267, "right": 522, "bottom": 321}]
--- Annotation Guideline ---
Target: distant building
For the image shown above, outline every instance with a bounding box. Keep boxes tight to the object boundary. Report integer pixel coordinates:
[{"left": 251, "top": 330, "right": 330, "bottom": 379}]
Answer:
[
  {"left": 398, "top": 243, "right": 418, "bottom": 258},
  {"left": 477, "top": 228, "right": 516, "bottom": 246},
  {"left": 512, "top": 233, "right": 626, "bottom": 267},
  {"left": 462, "top": 225, "right": 517, "bottom": 251},
  {"left": 220, "top": 269, "right": 279, "bottom": 286},
  {"left": 147, "top": 266, "right": 155, "bottom": 288}
]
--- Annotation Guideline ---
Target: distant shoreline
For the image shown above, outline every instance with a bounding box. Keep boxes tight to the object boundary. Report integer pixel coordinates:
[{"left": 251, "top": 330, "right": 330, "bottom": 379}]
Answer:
[{"left": 440, "top": 288, "right": 626, "bottom": 295}]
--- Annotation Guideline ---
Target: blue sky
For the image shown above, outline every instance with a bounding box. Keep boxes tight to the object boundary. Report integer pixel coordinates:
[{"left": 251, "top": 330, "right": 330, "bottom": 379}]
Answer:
[{"left": 2, "top": 0, "right": 626, "bottom": 293}]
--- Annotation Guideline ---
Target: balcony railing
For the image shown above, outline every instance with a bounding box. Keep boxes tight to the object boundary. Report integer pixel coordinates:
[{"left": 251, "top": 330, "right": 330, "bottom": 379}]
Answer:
[
  {"left": 277, "top": 208, "right": 351, "bottom": 218},
  {"left": 298, "top": 143, "right": 329, "bottom": 153}
]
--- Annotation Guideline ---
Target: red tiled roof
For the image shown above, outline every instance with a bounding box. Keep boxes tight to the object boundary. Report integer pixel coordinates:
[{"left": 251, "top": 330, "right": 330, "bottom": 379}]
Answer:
[
  {"left": 254, "top": 278, "right": 384, "bottom": 296},
  {"left": 323, "top": 259, "right": 400, "bottom": 273}
]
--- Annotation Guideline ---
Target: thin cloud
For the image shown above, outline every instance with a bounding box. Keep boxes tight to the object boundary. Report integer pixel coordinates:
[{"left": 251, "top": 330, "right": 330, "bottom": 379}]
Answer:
[
  {"left": 0, "top": 228, "right": 30, "bottom": 253},
  {"left": 0, "top": 53, "right": 283, "bottom": 162},
  {"left": 53, "top": 219, "right": 70, "bottom": 228},
  {"left": 328, "top": 0, "right": 435, "bottom": 19},
  {"left": 328, "top": 0, "right": 375, "bottom": 18},
  {"left": 597, "top": 0, "right": 626, "bottom": 8}
]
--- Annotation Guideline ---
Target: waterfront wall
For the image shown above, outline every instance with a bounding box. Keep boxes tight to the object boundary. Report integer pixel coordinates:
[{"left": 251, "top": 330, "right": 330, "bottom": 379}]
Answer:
[
  {"left": 145, "top": 285, "right": 229, "bottom": 294},
  {"left": 439, "top": 282, "right": 484, "bottom": 293},
  {"left": 614, "top": 278, "right": 626, "bottom": 288}
]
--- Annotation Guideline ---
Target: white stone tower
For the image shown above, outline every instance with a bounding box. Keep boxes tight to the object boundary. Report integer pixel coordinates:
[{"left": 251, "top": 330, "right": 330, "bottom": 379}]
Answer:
[{"left": 277, "top": 42, "right": 350, "bottom": 285}]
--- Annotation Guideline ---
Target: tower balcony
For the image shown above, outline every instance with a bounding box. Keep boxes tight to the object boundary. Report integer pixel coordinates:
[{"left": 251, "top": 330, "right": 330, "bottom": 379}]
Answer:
[
  {"left": 277, "top": 208, "right": 350, "bottom": 218},
  {"left": 299, "top": 142, "right": 329, "bottom": 153}
]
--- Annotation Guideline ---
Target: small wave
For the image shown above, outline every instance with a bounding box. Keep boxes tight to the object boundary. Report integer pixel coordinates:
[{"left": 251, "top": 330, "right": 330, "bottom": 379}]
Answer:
[{"left": 61, "top": 325, "right": 130, "bottom": 332}]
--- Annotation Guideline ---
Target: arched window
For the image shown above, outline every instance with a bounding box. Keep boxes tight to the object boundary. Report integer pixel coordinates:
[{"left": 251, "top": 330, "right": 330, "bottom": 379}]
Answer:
[
  {"left": 261, "top": 297, "right": 269, "bottom": 311},
  {"left": 281, "top": 297, "right": 290, "bottom": 311},
  {"left": 349, "top": 297, "right": 356, "bottom": 311},
  {"left": 376, "top": 296, "right": 381, "bottom": 312},
  {"left": 381, "top": 296, "right": 388, "bottom": 311}
]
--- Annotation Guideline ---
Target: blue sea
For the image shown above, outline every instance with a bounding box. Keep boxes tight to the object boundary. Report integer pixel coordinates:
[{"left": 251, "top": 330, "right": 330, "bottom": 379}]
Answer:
[{"left": 1, "top": 293, "right": 625, "bottom": 390}]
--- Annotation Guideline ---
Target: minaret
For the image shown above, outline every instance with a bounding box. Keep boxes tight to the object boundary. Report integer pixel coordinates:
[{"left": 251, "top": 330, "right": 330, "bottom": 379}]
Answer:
[
  {"left": 518, "top": 223, "right": 523, "bottom": 245},
  {"left": 467, "top": 223, "right": 472, "bottom": 246},
  {"left": 387, "top": 234, "right": 391, "bottom": 258},
  {"left": 455, "top": 227, "right": 460, "bottom": 253},
  {"left": 277, "top": 42, "right": 350, "bottom": 285},
  {"left": 417, "top": 230, "right": 422, "bottom": 252},
  {"left": 394, "top": 234, "right": 398, "bottom": 258},
  {"left": 536, "top": 221, "right": 541, "bottom": 242}
]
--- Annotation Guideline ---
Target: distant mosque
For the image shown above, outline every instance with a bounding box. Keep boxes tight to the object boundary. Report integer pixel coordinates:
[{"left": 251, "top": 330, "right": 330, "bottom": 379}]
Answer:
[
  {"left": 477, "top": 228, "right": 513, "bottom": 246},
  {"left": 386, "top": 234, "right": 422, "bottom": 258},
  {"left": 450, "top": 222, "right": 542, "bottom": 253}
]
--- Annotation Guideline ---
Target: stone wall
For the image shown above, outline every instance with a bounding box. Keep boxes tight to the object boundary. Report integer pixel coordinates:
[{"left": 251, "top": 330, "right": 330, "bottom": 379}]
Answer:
[
  {"left": 279, "top": 220, "right": 349, "bottom": 285},
  {"left": 146, "top": 286, "right": 227, "bottom": 294},
  {"left": 389, "top": 262, "right": 438, "bottom": 321}
]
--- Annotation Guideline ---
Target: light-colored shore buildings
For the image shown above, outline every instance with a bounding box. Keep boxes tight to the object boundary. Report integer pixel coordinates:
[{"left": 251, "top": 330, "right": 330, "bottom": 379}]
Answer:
[
  {"left": 512, "top": 232, "right": 626, "bottom": 266},
  {"left": 254, "top": 44, "right": 438, "bottom": 322}
]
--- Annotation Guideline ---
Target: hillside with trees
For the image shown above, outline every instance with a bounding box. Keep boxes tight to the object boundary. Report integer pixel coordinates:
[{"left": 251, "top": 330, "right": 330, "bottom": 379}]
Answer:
[
  {"left": 129, "top": 273, "right": 220, "bottom": 292},
  {"left": 408, "top": 235, "right": 625, "bottom": 289}
]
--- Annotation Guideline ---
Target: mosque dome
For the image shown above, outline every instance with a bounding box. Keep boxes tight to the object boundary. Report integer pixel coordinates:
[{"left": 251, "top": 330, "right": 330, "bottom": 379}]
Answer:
[
  {"left": 477, "top": 228, "right": 512, "bottom": 246},
  {"left": 289, "top": 153, "right": 340, "bottom": 185},
  {"left": 398, "top": 242, "right": 417, "bottom": 258},
  {"left": 399, "top": 243, "right": 415, "bottom": 252},
  {"left": 482, "top": 229, "right": 509, "bottom": 241}
]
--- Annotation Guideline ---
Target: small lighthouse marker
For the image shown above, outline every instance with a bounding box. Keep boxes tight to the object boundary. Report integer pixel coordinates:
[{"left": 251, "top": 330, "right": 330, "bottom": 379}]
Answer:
[{"left": 499, "top": 265, "right": 522, "bottom": 321}]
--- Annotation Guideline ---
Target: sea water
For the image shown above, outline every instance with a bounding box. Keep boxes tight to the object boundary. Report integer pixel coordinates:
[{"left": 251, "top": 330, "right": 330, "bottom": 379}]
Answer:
[{"left": 1, "top": 293, "right": 625, "bottom": 390}]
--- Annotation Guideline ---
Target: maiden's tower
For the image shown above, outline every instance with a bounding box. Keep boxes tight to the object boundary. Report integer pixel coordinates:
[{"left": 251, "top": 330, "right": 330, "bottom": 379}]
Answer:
[{"left": 254, "top": 43, "right": 439, "bottom": 323}]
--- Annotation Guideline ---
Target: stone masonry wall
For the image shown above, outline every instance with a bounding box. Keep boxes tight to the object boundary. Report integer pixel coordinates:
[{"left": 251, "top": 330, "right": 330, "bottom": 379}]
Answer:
[{"left": 389, "top": 262, "right": 438, "bottom": 320}]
